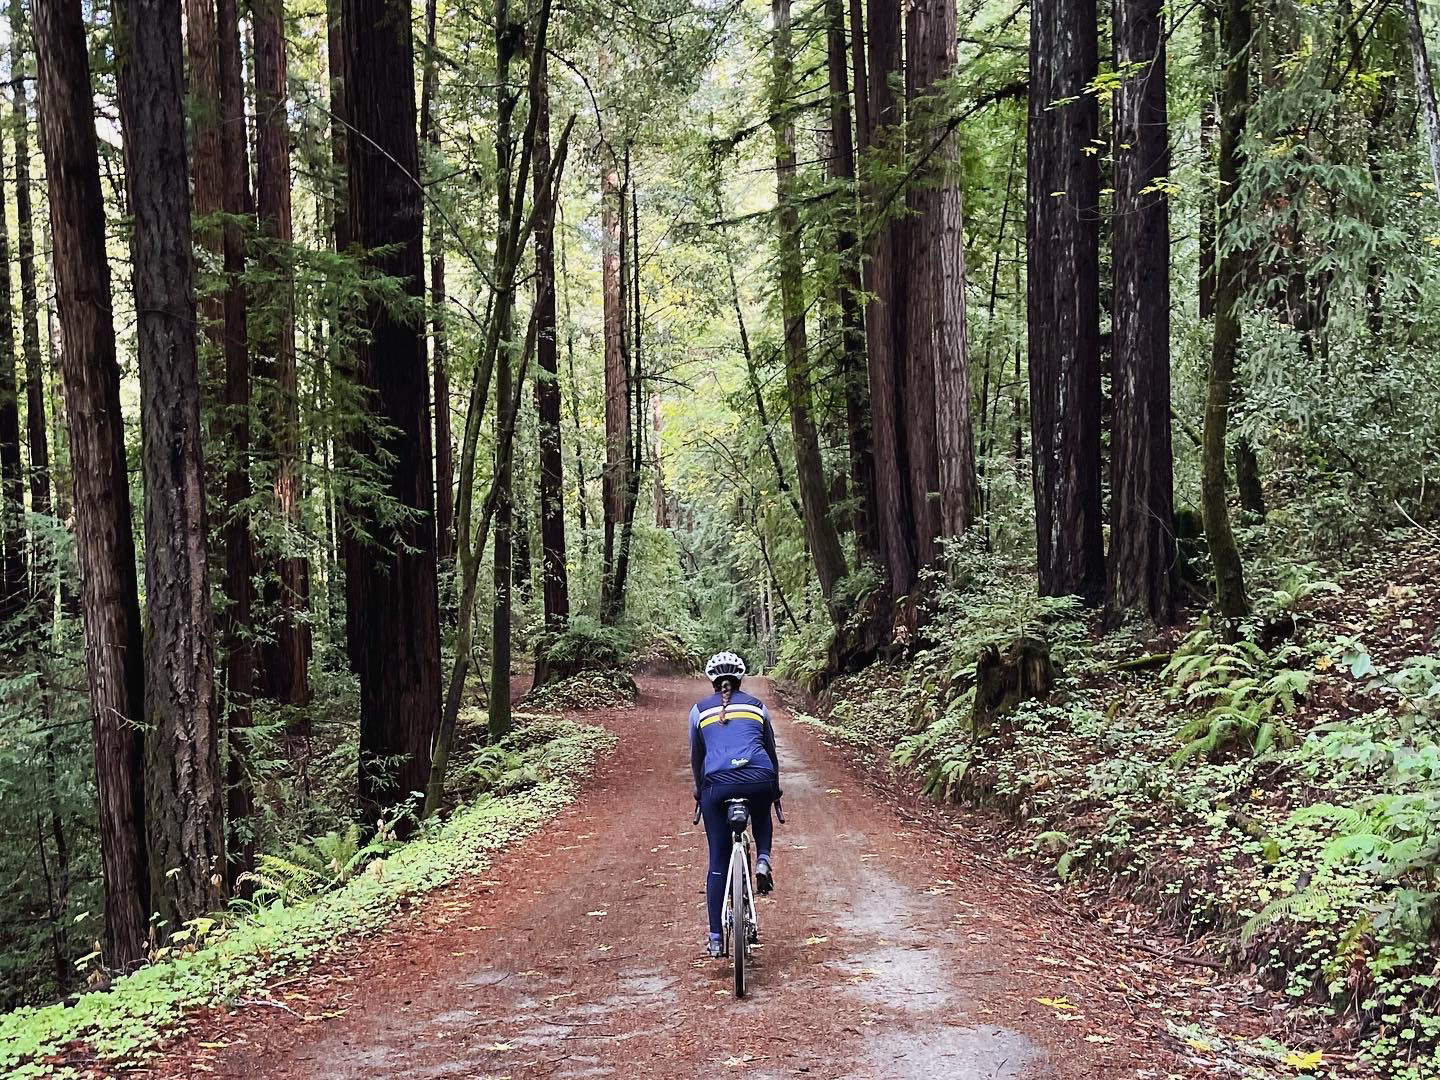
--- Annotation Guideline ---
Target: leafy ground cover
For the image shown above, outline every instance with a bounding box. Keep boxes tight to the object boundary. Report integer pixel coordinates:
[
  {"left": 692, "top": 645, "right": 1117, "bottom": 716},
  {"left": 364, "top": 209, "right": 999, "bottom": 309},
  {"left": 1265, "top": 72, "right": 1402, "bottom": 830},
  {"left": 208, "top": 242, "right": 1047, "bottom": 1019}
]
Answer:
[
  {"left": 522, "top": 669, "right": 640, "bottom": 711},
  {"left": 795, "top": 530, "right": 1440, "bottom": 1079},
  {"left": 0, "top": 717, "right": 614, "bottom": 1079}
]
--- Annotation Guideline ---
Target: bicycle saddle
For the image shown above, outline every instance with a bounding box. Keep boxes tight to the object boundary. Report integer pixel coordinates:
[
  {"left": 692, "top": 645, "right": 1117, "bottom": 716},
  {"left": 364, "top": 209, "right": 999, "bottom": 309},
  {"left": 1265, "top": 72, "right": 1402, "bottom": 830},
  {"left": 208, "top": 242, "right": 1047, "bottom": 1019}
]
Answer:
[{"left": 726, "top": 800, "right": 751, "bottom": 831}]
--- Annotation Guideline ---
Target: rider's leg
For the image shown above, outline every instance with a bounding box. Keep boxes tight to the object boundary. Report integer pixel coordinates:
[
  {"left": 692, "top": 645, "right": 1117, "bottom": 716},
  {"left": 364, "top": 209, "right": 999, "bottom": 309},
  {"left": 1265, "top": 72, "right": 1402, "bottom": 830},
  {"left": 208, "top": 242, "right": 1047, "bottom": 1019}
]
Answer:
[{"left": 699, "top": 789, "right": 731, "bottom": 938}]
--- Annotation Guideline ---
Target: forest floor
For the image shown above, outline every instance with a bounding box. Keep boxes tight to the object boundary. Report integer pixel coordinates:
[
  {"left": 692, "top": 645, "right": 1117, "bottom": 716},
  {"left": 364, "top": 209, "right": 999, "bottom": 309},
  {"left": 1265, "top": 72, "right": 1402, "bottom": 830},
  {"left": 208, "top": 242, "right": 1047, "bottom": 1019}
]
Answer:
[{"left": 136, "top": 675, "right": 1291, "bottom": 1079}]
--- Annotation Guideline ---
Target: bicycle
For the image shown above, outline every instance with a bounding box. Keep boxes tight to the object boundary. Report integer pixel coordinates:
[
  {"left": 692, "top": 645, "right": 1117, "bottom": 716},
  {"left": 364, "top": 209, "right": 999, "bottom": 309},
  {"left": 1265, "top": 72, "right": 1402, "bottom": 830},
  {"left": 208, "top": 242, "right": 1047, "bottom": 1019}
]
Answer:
[{"left": 693, "top": 796, "right": 785, "bottom": 998}]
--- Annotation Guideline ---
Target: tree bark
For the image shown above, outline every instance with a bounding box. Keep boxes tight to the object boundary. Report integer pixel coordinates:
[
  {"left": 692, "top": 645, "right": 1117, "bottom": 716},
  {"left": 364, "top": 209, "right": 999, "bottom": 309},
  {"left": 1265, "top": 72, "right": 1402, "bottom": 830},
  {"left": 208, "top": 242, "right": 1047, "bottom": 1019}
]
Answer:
[
  {"left": 344, "top": 0, "right": 443, "bottom": 832},
  {"left": 419, "top": 0, "right": 454, "bottom": 565},
  {"left": 1106, "top": 0, "right": 1176, "bottom": 626},
  {"left": 1026, "top": 0, "right": 1105, "bottom": 603},
  {"left": 0, "top": 118, "right": 25, "bottom": 628},
  {"left": 489, "top": 0, "right": 520, "bottom": 743},
  {"left": 253, "top": 0, "right": 312, "bottom": 707},
  {"left": 186, "top": 0, "right": 256, "bottom": 887},
  {"left": 773, "top": 0, "right": 848, "bottom": 610},
  {"left": 599, "top": 118, "right": 629, "bottom": 621},
  {"left": 1199, "top": 6, "right": 1217, "bottom": 319},
  {"left": 862, "top": 0, "right": 916, "bottom": 606},
  {"left": 1403, "top": 0, "right": 1440, "bottom": 202},
  {"left": 1203, "top": 0, "right": 1252, "bottom": 623},
  {"left": 116, "top": 0, "right": 225, "bottom": 923},
  {"left": 12, "top": 7, "right": 52, "bottom": 542},
  {"left": 217, "top": 0, "right": 258, "bottom": 887},
  {"left": 532, "top": 45, "right": 569, "bottom": 666},
  {"left": 35, "top": 0, "right": 151, "bottom": 966},
  {"left": 826, "top": 0, "right": 879, "bottom": 564},
  {"left": 907, "top": 0, "right": 978, "bottom": 546}
]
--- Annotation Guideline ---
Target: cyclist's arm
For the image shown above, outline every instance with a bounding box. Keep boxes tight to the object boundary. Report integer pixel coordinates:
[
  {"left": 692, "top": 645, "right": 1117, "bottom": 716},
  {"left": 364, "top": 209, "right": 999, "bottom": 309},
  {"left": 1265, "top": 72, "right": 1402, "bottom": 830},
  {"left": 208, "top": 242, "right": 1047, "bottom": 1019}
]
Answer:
[
  {"left": 760, "top": 703, "right": 781, "bottom": 797},
  {"left": 689, "top": 705, "right": 705, "bottom": 802}
]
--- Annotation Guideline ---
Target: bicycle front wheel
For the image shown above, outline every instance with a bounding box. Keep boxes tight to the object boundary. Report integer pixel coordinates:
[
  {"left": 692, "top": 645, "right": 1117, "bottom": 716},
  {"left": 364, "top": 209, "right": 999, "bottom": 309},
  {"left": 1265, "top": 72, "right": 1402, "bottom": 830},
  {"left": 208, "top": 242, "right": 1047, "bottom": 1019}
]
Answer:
[{"left": 731, "top": 848, "right": 747, "bottom": 998}]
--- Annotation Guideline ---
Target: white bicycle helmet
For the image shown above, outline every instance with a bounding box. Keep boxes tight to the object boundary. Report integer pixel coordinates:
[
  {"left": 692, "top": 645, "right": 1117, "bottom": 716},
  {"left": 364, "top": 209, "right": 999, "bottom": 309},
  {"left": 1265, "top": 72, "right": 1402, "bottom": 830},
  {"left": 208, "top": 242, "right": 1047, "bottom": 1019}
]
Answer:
[{"left": 705, "top": 651, "right": 747, "bottom": 689}]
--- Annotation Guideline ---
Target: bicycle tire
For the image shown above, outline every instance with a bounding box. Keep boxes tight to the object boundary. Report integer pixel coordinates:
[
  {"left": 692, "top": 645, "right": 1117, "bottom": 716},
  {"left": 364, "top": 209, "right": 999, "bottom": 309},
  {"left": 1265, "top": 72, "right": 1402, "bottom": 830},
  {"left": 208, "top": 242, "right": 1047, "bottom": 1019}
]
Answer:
[{"left": 731, "top": 845, "right": 747, "bottom": 998}]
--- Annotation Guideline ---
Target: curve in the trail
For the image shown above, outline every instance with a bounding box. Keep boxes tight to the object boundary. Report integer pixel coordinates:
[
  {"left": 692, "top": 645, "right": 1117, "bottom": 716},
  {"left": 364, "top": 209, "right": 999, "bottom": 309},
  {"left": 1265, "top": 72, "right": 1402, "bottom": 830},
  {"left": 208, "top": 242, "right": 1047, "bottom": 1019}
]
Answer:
[{"left": 161, "top": 676, "right": 1138, "bottom": 1079}]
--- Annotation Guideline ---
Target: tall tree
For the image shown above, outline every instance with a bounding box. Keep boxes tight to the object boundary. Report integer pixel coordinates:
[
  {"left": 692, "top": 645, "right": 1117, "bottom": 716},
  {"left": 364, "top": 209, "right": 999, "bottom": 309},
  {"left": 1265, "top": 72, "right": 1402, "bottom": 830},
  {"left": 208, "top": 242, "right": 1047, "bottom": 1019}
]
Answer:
[
  {"left": 1403, "top": 0, "right": 1440, "bottom": 202},
  {"left": 207, "top": 0, "right": 260, "bottom": 885},
  {"left": 861, "top": 0, "right": 917, "bottom": 609},
  {"left": 0, "top": 121, "right": 24, "bottom": 627},
  {"left": 532, "top": 45, "right": 570, "bottom": 675},
  {"left": 419, "top": 0, "right": 455, "bottom": 564},
  {"left": 489, "top": 0, "right": 521, "bottom": 742},
  {"left": 11, "top": 2, "right": 50, "bottom": 555},
  {"left": 772, "top": 0, "right": 847, "bottom": 607},
  {"left": 343, "top": 0, "right": 443, "bottom": 829},
  {"left": 115, "top": 0, "right": 225, "bottom": 923},
  {"left": 1202, "top": 0, "right": 1252, "bottom": 621},
  {"left": 906, "top": 0, "right": 978, "bottom": 546},
  {"left": 1106, "top": 0, "right": 1176, "bottom": 624},
  {"left": 598, "top": 123, "right": 630, "bottom": 622},
  {"left": 34, "top": 0, "right": 151, "bottom": 964},
  {"left": 1026, "top": 0, "right": 1105, "bottom": 603},
  {"left": 253, "top": 0, "right": 312, "bottom": 706},
  {"left": 826, "top": 0, "right": 878, "bottom": 565}
]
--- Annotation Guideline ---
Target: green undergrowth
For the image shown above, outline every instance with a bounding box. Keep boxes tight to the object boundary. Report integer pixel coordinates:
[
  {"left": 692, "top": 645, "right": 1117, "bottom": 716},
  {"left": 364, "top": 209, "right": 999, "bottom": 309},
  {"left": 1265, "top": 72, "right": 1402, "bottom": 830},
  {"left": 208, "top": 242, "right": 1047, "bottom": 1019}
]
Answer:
[
  {"left": 523, "top": 669, "right": 639, "bottom": 711},
  {"left": 0, "top": 716, "right": 615, "bottom": 1079},
  {"left": 800, "top": 533, "right": 1440, "bottom": 1078}
]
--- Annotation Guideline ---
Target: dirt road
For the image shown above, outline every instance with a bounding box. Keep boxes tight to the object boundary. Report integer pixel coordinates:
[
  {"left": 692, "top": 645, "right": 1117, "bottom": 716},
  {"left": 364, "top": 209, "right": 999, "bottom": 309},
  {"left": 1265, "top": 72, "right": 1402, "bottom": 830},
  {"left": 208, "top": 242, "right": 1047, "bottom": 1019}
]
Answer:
[{"left": 157, "top": 676, "right": 1174, "bottom": 1078}]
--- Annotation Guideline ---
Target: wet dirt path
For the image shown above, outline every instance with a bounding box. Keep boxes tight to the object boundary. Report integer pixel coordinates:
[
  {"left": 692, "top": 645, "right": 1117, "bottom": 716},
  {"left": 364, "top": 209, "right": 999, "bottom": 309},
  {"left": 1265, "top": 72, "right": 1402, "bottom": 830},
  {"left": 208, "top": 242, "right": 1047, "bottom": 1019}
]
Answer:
[{"left": 155, "top": 677, "right": 1159, "bottom": 1078}]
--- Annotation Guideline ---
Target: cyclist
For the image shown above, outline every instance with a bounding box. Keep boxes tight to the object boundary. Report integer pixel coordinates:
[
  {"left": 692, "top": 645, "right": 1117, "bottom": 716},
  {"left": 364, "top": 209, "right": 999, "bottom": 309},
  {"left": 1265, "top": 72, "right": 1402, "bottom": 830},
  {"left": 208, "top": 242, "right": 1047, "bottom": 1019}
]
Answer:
[{"left": 689, "top": 651, "right": 781, "bottom": 958}]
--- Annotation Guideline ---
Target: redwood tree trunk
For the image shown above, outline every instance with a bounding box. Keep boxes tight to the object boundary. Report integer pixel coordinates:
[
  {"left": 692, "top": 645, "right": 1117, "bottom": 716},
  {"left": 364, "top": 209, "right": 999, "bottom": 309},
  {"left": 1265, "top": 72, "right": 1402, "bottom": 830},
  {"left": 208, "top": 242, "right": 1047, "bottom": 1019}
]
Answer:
[
  {"left": 1026, "top": 0, "right": 1105, "bottom": 603},
  {"left": 907, "top": 0, "right": 978, "bottom": 546},
  {"left": 34, "top": 0, "right": 151, "bottom": 965},
  {"left": 419, "top": 0, "right": 454, "bottom": 565},
  {"left": 826, "top": 0, "right": 879, "bottom": 565},
  {"left": 1106, "top": 0, "right": 1176, "bottom": 625},
  {"left": 862, "top": 0, "right": 916, "bottom": 605},
  {"left": 489, "top": 0, "right": 519, "bottom": 741},
  {"left": 773, "top": 0, "right": 848, "bottom": 608},
  {"left": 218, "top": 0, "right": 258, "bottom": 886},
  {"left": 1403, "top": 0, "right": 1440, "bottom": 201},
  {"left": 599, "top": 127, "right": 629, "bottom": 618},
  {"left": 12, "top": 13, "right": 51, "bottom": 541},
  {"left": 532, "top": 47, "right": 570, "bottom": 661},
  {"left": 1203, "top": 0, "right": 1252, "bottom": 622},
  {"left": 253, "top": 0, "right": 312, "bottom": 707},
  {"left": 0, "top": 130, "right": 24, "bottom": 627},
  {"left": 344, "top": 0, "right": 443, "bottom": 830},
  {"left": 116, "top": 0, "right": 224, "bottom": 924}
]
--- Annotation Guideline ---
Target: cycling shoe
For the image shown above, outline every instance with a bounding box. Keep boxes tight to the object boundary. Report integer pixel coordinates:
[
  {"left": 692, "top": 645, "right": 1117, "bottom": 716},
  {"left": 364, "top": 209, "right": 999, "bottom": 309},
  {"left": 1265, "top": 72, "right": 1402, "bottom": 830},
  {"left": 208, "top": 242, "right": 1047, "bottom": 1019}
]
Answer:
[{"left": 755, "top": 858, "right": 774, "bottom": 895}]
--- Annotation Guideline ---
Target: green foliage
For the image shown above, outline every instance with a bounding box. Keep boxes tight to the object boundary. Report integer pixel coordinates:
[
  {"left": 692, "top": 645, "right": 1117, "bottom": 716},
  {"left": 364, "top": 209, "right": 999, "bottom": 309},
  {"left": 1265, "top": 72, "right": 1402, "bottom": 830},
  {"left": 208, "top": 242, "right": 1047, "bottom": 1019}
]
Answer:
[
  {"left": 539, "top": 615, "right": 632, "bottom": 674},
  {"left": 1164, "top": 629, "right": 1310, "bottom": 764},
  {"left": 0, "top": 718, "right": 614, "bottom": 1079},
  {"left": 240, "top": 825, "right": 399, "bottom": 905}
]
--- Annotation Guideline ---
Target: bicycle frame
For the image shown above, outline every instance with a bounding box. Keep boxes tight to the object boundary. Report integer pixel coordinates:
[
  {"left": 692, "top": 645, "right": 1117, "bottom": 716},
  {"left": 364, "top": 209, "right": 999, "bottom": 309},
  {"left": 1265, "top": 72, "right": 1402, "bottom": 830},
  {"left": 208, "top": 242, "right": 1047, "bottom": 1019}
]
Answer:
[{"left": 720, "top": 827, "right": 758, "bottom": 951}]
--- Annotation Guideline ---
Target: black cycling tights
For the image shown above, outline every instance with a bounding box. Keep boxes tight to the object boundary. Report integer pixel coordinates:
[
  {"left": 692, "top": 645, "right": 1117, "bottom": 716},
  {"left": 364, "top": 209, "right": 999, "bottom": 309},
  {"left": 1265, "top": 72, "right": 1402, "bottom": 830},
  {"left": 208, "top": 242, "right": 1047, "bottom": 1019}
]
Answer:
[{"left": 700, "top": 780, "right": 776, "bottom": 936}]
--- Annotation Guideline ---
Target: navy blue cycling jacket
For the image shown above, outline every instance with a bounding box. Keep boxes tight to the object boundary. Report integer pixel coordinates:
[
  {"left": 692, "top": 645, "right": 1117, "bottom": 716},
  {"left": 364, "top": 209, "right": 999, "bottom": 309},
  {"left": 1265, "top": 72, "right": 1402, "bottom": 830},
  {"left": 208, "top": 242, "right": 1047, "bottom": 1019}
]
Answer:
[{"left": 688, "top": 689, "right": 781, "bottom": 797}]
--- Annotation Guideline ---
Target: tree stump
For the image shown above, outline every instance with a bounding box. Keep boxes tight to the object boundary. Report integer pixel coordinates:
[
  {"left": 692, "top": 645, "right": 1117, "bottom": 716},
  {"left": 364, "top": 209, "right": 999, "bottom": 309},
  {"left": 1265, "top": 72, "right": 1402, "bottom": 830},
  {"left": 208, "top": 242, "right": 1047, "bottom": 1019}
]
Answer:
[{"left": 972, "top": 637, "right": 1057, "bottom": 737}]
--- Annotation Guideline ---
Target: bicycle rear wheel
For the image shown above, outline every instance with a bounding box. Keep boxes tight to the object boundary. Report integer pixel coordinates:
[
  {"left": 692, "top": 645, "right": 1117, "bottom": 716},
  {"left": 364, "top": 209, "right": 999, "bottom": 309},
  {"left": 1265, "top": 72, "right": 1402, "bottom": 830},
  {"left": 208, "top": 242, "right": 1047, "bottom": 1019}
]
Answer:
[{"left": 730, "top": 846, "right": 747, "bottom": 998}]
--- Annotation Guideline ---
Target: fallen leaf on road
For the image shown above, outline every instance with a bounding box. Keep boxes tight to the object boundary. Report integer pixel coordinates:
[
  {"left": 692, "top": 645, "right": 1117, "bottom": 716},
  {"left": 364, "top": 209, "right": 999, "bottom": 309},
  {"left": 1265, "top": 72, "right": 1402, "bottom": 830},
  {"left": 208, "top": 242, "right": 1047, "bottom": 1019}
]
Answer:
[
  {"left": 1034, "top": 996, "right": 1076, "bottom": 1010},
  {"left": 1084, "top": 1034, "right": 1113, "bottom": 1044},
  {"left": 486, "top": 1042, "right": 514, "bottom": 1052},
  {"left": 586, "top": 911, "right": 607, "bottom": 917},
  {"left": 1284, "top": 1049, "right": 1323, "bottom": 1070},
  {"left": 825, "top": 788, "right": 842, "bottom": 795},
  {"left": 803, "top": 935, "right": 828, "bottom": 946}
]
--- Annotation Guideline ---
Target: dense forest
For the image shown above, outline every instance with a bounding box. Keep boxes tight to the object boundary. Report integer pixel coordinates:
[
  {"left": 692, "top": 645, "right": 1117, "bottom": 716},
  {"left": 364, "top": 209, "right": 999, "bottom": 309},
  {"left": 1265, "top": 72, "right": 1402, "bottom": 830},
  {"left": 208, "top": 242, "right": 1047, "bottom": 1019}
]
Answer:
[{"left": 3, "top": 0, "right": 1440, "bottom": 1071}]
